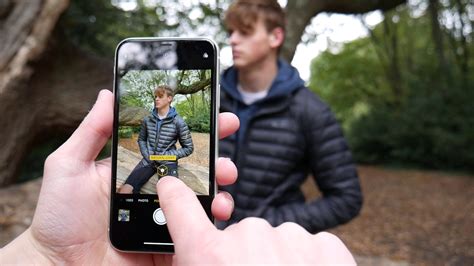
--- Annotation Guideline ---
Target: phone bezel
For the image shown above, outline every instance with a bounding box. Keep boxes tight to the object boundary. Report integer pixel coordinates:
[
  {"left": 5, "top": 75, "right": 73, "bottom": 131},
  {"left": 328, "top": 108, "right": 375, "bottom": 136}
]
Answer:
[{"left": 109, "top": 37, "right": 220, "bottom": 253}]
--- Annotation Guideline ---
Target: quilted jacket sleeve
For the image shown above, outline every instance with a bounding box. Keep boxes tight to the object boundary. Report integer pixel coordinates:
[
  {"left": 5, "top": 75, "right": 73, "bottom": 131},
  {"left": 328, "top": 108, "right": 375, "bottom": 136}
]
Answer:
[
  {"left": 164, "top": 116, "right": 194, "bottom": 159},
  {"left": 137, "top": 119, "right": 150, "bottom": 162},
  {"left": 262, "top": 90, "right": 363, "bottom": 233}
]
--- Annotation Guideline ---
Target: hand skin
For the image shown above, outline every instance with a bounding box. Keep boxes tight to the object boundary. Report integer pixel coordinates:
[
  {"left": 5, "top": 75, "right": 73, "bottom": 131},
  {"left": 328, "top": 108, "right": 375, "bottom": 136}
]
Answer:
[
  {"left": 0, "top": 90, "right": 356, "bottom": 265},
  {"left": 158, "top": 177, "right": 356, "bottom": 265},
  {"left": 0, "top": 90, "right": 239, "bottom": 265}
]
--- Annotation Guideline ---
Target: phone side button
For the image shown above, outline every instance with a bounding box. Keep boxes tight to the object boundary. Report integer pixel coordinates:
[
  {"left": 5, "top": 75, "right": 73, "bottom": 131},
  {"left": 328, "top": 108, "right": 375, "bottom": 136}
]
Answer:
[{"left": 153, "top": 208, "right": 167, "bottom": 225}]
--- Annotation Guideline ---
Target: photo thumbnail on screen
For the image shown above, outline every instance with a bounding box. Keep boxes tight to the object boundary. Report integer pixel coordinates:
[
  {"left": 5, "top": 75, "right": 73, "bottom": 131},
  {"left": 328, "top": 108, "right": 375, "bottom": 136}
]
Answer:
[{"left": 116, "top": 69, "right": 212, "bottom": 195}]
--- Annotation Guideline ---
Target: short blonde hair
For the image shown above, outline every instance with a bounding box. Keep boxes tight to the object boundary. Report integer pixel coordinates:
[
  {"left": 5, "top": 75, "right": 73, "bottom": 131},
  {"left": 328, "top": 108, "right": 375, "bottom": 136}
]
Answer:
[
  {"left": 224, "top": 0, "right": 286, "bottom": 35},
  {"left": 154, "top": 85, "right": 174, "bottom": 98}
]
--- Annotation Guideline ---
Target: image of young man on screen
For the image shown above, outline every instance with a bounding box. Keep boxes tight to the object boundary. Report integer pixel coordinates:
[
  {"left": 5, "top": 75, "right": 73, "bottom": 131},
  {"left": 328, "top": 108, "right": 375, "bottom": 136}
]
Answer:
[{"left": 118, "top": 85, "right": 194, "bottom": 194}]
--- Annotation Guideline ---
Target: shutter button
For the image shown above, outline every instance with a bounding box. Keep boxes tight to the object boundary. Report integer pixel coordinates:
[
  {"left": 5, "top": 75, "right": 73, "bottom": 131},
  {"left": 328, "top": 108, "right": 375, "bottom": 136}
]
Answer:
[{"left": 153, "top": 208, "right": 167, "bottom": 225}]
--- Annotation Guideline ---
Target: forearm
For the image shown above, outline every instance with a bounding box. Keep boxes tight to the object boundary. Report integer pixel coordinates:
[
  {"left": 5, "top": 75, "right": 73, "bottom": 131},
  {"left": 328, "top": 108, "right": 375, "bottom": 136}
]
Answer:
[
  {"left": 176, "top": 122, "right": 193, "bottom": 159},
  {"left": 137, "top": 121, "right": 149, "bottom": 159},
  {"left": 167, "top": 138, "right": 193, "bottom": 159},
  {"left": 262, "top": 193, "right": 362, "bottom": 233},
  {"left": 305, "top": 195, "right": 361, "bottom": 231},
  {"left": 305, "top": 108, "right": 362, "bottom": 231},
  {"left": 177, "top": 145, "right": 193, "bottom": 158},
  {"left": 261, "top": 202, "right": 327, "bottom": 232},
  {"left": 309, "top": 165, "right": 363, "bottom": 231},
  {"left": 138, "top": 141, "right": 150, "bottom": 159},
  {"left": 0, "top": 228, "right": 55, "bottom": 265},
  {"left": 164, "top": 146, "right": 192, "bottom": 159}
]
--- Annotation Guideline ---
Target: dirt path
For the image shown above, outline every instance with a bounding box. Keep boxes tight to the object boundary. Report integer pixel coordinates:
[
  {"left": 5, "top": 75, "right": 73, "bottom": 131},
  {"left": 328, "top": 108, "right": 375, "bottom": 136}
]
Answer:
[
  {"left": 1, "top": 160, "right": 473, "bottom": 265},
  {"left": 302, "top": 166, "right": 474, "bottom": 265}
]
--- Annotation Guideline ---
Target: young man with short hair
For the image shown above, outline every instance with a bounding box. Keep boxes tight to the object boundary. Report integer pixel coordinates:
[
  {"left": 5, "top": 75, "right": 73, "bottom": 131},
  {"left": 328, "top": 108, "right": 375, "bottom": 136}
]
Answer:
[
  {"left": 219, "top": 0, "right": 363, "bottom": 232},
  {"left": 119, "top": 85, "right": 193, "bottom": 194}
]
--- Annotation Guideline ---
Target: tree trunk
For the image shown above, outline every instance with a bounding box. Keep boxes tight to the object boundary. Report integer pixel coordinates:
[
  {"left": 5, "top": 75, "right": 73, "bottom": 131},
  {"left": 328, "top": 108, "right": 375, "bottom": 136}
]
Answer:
[
  {"left": 453, "top": 0, "right": 469, "bottom": 85},
  {"left": 0, "top": 0, "right": 113, "bottom": 186},
  {"left": 283, "top": 0, "right": 407, "bottom": 62},
  {"left": 428, "top": 0, "right": 451, "bottom": 85},
  {"left": 362, "top": 13, "right": 403, "bottom": 105},
  {"left": 0, "top": 0, "right": 409, "bottom": 186},
  {"left": 383, "top": 14, "right": 403, "bottom": 102}
]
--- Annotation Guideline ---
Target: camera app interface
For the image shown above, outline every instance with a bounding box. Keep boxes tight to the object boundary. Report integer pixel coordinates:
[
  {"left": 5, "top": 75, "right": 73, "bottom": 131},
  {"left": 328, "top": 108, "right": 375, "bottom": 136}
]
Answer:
[
  {"left": 111, "top": 40, "right": 216, "bottom": 251},
  {"left": 115, "top": 41, "right": 214, "bottom": 196}
]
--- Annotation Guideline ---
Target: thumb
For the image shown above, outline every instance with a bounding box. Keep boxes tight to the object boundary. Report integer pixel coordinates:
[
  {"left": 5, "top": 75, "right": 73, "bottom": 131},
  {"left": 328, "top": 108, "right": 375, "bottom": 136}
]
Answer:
[{"left": 157, "top": 176, "right": 215, "bottom": 245}]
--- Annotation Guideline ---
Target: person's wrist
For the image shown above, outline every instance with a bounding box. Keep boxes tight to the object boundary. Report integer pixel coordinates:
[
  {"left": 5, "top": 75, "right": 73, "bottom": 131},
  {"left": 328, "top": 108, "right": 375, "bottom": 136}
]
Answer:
[{"left": 0, "top": 228, "right": 55, "bottom": 265}]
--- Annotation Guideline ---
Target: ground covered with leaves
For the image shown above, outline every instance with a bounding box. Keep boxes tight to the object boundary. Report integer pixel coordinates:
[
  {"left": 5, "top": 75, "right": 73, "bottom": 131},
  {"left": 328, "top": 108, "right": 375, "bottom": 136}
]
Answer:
[
  {"left": 302, "top": 166, "right": 474, "bottom": 265},
  {"left": 1, "top": 141, "right": 473, "bottom": 265}
]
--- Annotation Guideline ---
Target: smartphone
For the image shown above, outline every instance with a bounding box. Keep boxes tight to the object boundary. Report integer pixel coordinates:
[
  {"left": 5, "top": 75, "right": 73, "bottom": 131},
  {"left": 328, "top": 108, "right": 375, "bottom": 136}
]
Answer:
[{"left": 109, "top": 37, "right": 219, "bottom": 253}]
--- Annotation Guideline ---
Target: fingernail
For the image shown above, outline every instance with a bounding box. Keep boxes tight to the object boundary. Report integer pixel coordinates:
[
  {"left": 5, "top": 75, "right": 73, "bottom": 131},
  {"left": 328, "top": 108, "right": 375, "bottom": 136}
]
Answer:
[{"left": 219, "top": 191, "right": 234, "bottom": 206}]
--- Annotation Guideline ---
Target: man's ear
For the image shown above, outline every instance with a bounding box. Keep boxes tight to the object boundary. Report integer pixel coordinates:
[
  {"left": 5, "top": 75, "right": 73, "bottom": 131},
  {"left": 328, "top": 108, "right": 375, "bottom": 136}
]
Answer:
[{"left": 269, "top": 27, "right": 284, "bottom": 48}]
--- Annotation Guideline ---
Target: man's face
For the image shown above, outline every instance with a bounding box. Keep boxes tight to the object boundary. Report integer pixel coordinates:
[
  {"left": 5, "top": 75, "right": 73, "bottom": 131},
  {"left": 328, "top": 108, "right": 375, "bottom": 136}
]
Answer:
[
  {"left": 228, "top": 19, "right": 277, "bottom": 69},
  {"left": 155, "top": 93, "right": 172, "bottom": 110}
]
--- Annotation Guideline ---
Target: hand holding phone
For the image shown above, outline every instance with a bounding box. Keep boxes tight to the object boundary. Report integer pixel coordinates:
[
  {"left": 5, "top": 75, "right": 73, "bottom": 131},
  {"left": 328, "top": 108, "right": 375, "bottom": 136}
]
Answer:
[
  {"left": 110, "top": 38, "right": 220, "bottom": 252},
  {"left": 157, "top": 174, "right": 356, "bottom": 265},
  {"left": 1, "top": 104, "right": 354, "bottom": 265}
]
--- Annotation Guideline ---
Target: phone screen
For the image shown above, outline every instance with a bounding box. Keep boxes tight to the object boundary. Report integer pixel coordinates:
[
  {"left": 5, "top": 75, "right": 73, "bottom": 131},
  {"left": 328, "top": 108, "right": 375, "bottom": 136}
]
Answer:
[{"left": 110, "top": 38, "right": 219, "bottom": 253}]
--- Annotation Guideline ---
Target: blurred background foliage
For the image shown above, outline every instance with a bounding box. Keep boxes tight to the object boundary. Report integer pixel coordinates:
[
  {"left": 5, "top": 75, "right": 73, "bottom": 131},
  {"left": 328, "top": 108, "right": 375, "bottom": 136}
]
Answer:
[
  {"left": 20, "top": 0, "right": 472, "bottom": 182},
  {"left": 309, "top": 1, "right": 473, "bottom": 172},
  {"left": 5, "top": 1, "right": 472, "bottom": 262},
  {"left": 60, "top": 0, "right": 228, "bottom": 57},
  {"left": 60, "top": 0, "right": 221, "bottom": 134},
  {"left": 120, "top": 69, "right": 211, "bottom": 133}
]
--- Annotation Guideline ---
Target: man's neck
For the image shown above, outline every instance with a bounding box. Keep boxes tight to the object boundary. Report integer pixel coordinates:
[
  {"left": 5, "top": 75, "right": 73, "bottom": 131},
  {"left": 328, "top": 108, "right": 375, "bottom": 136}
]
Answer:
[
  {"left": 238, "top": 55, "right": 278, "bottom": 93},
  {"left": 157, "top": 106, "right": 170, "bottom": 117}
]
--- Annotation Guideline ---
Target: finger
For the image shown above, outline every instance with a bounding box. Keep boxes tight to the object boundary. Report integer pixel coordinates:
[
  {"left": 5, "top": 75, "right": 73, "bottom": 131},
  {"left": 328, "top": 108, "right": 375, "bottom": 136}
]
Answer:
[
  {"left": 211, "top": 191, "right": 234, "bottom": 221},
  {"left": 55, "top": 90, "right": 113, "bottom": 162},
  {"left": 313, "top": 232, "right": 356, "bottom": 264},
  {"left": 219, "top": 112, "right": 239, "bottom": 139},
  {"left": 157, "top": 176, "right": 215, "bottom": 244},
  {"left": 216, "top": 157, "right": 237, "bottom": 186}
]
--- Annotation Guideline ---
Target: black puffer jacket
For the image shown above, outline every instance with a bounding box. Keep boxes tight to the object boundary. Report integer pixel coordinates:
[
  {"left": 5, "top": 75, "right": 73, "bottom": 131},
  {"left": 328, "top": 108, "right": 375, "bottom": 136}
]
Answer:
[
  {"left": 138, "top": 107, "right": 193, "bottom": 166},
  {"left": 218, "top": 60, "right": 363, "bottom": 233}
]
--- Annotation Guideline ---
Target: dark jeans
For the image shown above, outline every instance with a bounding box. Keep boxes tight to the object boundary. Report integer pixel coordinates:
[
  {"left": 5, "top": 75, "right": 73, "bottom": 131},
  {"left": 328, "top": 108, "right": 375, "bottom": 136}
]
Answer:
[{"left": 124, "top": 161, "right": 178, "bottom": 194}]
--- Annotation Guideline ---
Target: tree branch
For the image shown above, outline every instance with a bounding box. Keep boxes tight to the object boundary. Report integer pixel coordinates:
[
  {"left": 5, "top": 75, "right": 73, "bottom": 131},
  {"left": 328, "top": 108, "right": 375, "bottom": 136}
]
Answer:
[
  {"left": 0, "top": 0, "right": 70, "bottom": 94},
  {"left": 175, "top": 78, "right": 211, "bottom": 95},
  {"left": 282, "top": 0, "right": 407, "bottom": 62}
]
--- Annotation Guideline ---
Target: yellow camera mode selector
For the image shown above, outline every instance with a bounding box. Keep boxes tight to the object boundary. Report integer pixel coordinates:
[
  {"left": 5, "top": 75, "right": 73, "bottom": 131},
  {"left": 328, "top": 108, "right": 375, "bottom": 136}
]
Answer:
[
  {"left": 149, "top": 155, "right": 177, "bottom": 176},
  {"left": 156, "top": 165, "right": 168, "bottom": 177},
  {"left": 149, "top": 155, "right": 177, "bottom": 161}
]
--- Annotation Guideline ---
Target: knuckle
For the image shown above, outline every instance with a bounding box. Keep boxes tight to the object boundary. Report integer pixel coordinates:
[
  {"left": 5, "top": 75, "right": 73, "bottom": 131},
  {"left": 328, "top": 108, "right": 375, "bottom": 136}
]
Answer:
[
  {"left": 44, "top": 152, "right": 61, "bottom": 171},
  {"left": 239, "top": 217, "right": 272, "bottom": 229},
  {"left": 277, "top": 222, "right": 306, "bottom": 233},
  {"left": 314, "top": 231, "right": 343, "bottom": 244},
  {"left": 276, "top": 222, "right": 311, "bottom": 242}
]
